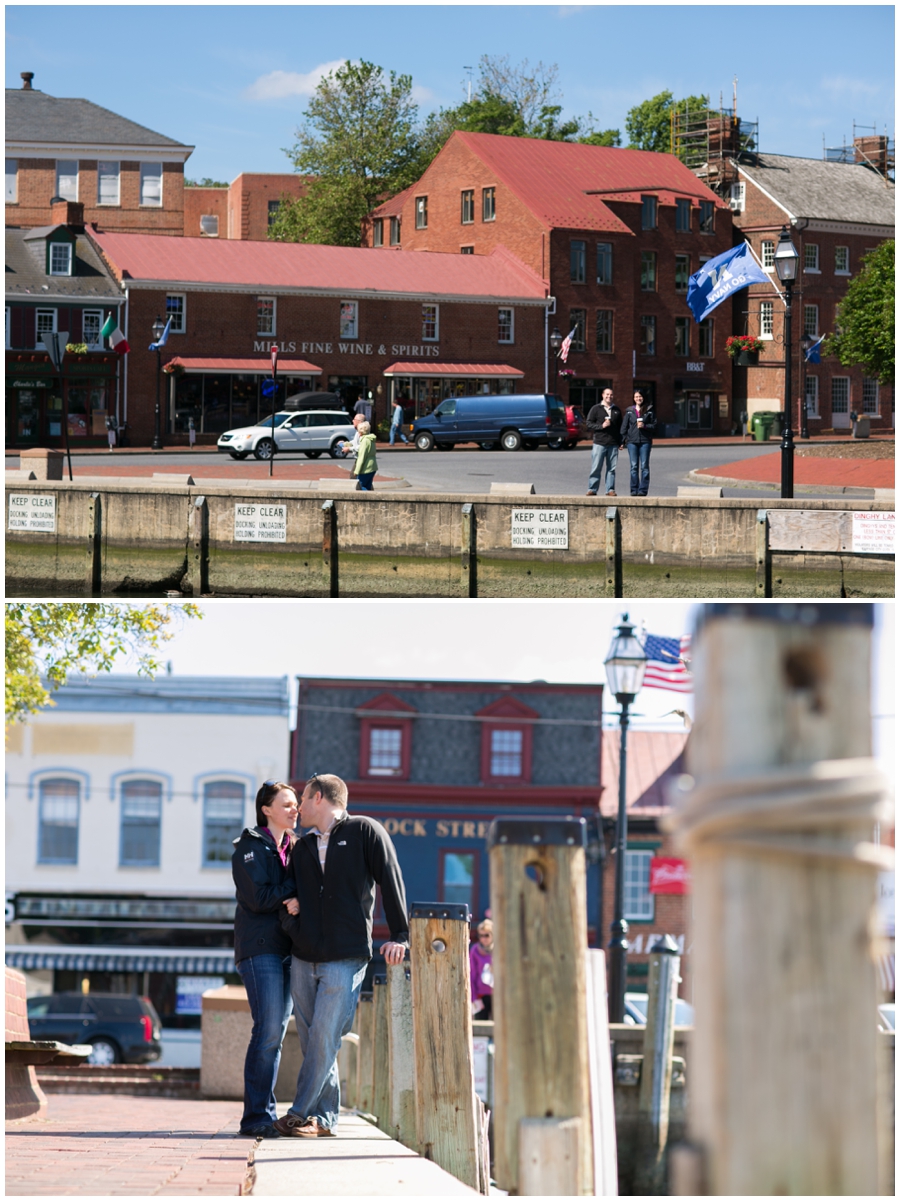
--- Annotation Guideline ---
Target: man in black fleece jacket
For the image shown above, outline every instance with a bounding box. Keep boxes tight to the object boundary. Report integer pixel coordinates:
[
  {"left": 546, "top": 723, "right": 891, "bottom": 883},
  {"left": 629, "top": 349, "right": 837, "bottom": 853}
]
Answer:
[{"left": 273, "top": 773, "right": 408, "bottom": 1138}]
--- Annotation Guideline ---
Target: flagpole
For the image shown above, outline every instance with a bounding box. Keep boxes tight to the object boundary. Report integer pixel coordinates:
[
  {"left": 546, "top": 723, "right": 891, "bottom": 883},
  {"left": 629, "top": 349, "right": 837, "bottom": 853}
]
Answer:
[
  {"left": 269, "top": 347, "right": 278, "bottom": 478},
  {"left": 744, "top": 240, "right": 787, "bottom": 307}
]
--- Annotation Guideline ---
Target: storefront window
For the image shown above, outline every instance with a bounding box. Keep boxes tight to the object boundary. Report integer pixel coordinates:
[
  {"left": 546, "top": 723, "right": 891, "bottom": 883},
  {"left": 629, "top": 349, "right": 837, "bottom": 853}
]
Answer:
[
  {"left": 174, "top": 375, "right": 203, "bottom": 434},
  {"left": 203, "top": 374, "right": 231, "bottom": 434},
  {"left": 231, "top": 374, "right": 259, "bottom": 430}
]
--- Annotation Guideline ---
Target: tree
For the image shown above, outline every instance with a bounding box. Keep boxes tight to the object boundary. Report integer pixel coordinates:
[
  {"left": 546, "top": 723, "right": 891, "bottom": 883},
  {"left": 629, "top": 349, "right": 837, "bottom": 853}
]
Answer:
[
  {"left": 825, "top": 240, "right": 894, "bottom": 384},
  {"left": 5, "top": 603, "right": 202, "bottom": 727},
  {"left": 625, "top": 90, "right": 709, "bottom": 153},
  {"left": 185, "top": 178, "right": 228, "bottom": 188},
  {"left": 271, "top": 60, "right": 423, "bottom": 246}
]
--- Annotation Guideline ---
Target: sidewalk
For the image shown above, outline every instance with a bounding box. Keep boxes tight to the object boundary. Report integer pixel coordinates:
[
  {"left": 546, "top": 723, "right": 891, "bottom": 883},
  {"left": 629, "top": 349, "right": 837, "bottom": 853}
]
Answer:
[
  {"left": 691, "top": 450, "right": 895, "bottom": 493},
  {"left": 6, "top": 1094, "right": 248, "bottom": 1196}
]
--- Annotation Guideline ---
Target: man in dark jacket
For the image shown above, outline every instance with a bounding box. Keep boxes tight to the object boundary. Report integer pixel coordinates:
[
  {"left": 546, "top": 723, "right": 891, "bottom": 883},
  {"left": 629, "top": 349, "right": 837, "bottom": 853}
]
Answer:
[
  {"left": 585, "top": 387, "right": 622, "bottom": 496},
  {"left": 273, "top": 773, "right": 408, "bottom": 1138}
]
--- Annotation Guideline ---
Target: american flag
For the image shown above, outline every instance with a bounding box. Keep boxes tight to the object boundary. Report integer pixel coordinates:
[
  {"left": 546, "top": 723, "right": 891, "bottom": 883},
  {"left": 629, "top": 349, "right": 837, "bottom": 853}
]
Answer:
[
  {"left": 558, "top": 326, "right": 578, "bottom": 363},
  {"left": 641, "top": 633, "right": 692, "bottom": 693}
]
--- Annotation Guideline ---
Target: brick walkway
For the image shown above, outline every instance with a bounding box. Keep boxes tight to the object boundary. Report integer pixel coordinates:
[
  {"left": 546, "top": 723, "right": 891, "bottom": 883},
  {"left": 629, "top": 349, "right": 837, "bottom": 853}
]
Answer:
[
  {"left": 695, "top": 451, "right": 895, "bottom": 490},
  {"left": 51, "top": 462, "right": 399, "bottom": 483},
  {"left": 6, "top": 1095, "right": 249, "bottom": 1196}
]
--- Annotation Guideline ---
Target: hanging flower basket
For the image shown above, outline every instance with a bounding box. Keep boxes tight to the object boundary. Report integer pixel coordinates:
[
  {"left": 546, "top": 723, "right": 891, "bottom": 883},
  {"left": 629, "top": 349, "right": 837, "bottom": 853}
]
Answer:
[
  {"left": 162, "top": 361, "right": 185, "bottom": 377},
  {"left": 726, "top": 335, "right": 763, "bottom": 366}
]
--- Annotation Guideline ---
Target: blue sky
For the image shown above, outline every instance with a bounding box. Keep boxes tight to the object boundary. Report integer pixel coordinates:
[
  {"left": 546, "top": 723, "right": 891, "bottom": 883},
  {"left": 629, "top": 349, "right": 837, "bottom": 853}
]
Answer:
[{"left": 6, "top": 5, "right": 894, "bottom": 183}]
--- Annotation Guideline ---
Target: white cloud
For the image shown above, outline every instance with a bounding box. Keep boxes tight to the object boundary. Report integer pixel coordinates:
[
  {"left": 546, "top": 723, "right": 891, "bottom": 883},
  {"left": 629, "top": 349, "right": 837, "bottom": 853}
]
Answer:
[
  {"left": 558, "top": 5, "right": 587, "bottom": 16},
  {"left": 411, "top": 83, "right": 435, "bottom": 104},
  {"left": 243, "top": 60, "right": 348, "bottom": 102},
  {"left": 820, "top": 75, "right": 882, "bottom": 100}
]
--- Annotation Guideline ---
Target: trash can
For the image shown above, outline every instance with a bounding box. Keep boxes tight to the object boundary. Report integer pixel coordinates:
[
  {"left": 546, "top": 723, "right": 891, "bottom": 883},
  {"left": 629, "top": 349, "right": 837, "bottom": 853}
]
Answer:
[
  {"left": 770, "top": 411, "right": 783, "bottom": 437},
  {"left": 751, "top": 412, "right": 774, "bottom": 442}
]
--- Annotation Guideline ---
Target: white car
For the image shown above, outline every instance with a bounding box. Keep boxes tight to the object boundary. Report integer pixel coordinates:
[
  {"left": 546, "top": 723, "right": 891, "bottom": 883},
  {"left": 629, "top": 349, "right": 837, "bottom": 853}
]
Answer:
[{"left": 217, "top": 410, "right": 356, "bottom": 461}]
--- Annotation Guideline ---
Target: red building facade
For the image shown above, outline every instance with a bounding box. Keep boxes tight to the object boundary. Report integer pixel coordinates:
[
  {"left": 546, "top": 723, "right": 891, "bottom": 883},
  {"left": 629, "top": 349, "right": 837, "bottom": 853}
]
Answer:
[{"left": 184, "top": 174, "right": 309, "bottom": 241}]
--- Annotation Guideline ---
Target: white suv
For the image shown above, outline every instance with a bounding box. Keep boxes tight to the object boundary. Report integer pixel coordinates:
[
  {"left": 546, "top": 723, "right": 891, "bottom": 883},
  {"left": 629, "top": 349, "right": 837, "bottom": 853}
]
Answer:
[{"left": 217, "top": 410, "right": 356, "bottom": 461}]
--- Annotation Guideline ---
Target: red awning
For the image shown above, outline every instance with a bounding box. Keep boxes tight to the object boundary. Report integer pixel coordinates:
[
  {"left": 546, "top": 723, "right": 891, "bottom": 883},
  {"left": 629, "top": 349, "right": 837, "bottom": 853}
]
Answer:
[
  {"left": 167, "top": 357, "right": 321, "bottom": 374},
  {"left": 382, "top": 362, "right": 524, "bottom": 378}
]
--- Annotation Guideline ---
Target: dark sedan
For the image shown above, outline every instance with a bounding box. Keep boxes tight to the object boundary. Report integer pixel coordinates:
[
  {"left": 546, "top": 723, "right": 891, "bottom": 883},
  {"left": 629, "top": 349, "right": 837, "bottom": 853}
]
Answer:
[{"left": 26, "top": 992, "right": 162, "bottom": 1065}]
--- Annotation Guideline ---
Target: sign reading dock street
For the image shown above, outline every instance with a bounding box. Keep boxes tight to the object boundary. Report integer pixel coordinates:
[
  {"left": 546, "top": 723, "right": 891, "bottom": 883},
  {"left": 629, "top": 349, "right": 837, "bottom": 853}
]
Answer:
[
  {"left": 234, "top": 502, "right": 287, "bottom": 542},
  {"left": 851, "top": 511, "right": 894, "bottom": 555},
  {"left": 511, "top": 508, "right": 568, "bottom": 549},
  {"left": 8, "top": 493, "right": 56, "bottom": 532}
]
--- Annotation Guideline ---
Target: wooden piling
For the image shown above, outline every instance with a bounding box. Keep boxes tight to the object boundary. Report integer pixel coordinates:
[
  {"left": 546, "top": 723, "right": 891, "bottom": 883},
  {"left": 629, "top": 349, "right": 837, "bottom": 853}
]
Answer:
[
  {"left": 386, "top": 963, "right": 416, "bottom": 1147},
  {"left": 634, "top": 936, "right": 680, "bottom": 1195},
  {"left": 185, "top": 495, "right": 209, "bottom": 596},
  {"left": 666, "top": 602, "right": 893, "bottom": 1196},
  {"left": 355, "top": 992, "right": 375, "bottom": 1115},
  {"left": 410, "top": 902, "right": 481, "bottom": 1191},
  {"left": 488, "top": 817, "right": 593, "bottom": 1196},
  {"left": 371, "top": 973, "right": 390, "bottom": 1130},
  {"left": 585, "top": 949, "right": 618, "bottom": 1196},
  {"left": 85, "top": 492, "right": 101, "bottom": 595},
  {"left": 518, "top": 1117, "right": 582, "bottom": 1196}
]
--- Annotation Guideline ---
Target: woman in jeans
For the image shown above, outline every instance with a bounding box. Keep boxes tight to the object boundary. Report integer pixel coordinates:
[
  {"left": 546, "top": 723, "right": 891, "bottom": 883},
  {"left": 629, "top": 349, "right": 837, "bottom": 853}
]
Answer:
[
  {"left": 620, "top": 390, "right": 657, "bottom": 497},
  {"left": 231, "top": 781, "right": 299, "bottom": 1138},
  {"left": 353, "top": 420, "right": 378, "bottom": 491}
]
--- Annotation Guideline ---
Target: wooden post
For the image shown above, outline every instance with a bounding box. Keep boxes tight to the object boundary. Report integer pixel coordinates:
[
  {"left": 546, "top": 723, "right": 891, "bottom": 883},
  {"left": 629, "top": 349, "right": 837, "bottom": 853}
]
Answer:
[
  {"left": 85, "top": 491, "right": 101, "bottom": 595},
  {"left": 585, "top": 949, "right": 618, "bottom": 1196},
  {"left": 355, "top": 991, "right": 375, "bottom": 1115},
  {"left": 338, "top": 1032, "right": 358, "bottom": 1110},
  {"left": 605, "top": 507, "right": 622, "bottom": 598},
  {"left": 665, "top": 602, "right": 893, "bottom": 1196},
  {"left": 634, "top": 935, "right": 681, "bottom": 1195},
  {"left": 322, "top": 498, "right": 338, "bottom": 597},
  {"left": 518, "top": 1117, "right": 582, "bottom": 1196},
  {"left": 755, "top": 509, "right": 771, "bottom": 597},
  {"left": 488, "top": 817, "right": 593, "bottom": 1196},
  {"left": 371, "top": 973, "right": 390, "bottom": 1130},
  {"left": 410, "top": 902, "right": 481, "bottom": 1191},
  {"left": 461, "top": 502, "right": 478, "bottom": 597},
  {"left": 386, "top": 962, "right": 416, "bottom": 1147},
  {"left": 185, "top": 495, "right": 208, "bottom": 596}
]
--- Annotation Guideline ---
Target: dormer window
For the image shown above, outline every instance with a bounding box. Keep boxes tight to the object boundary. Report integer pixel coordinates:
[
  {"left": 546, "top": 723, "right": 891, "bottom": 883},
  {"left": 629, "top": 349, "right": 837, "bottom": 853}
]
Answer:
[
  {"left": 49, "top": 242, "right": 73, "bottom": 276},
  {"left": 477, "top": 695, "right": 539, "bottom": 784},
  {"left": 357, "top": 692, "right": 416, "bottom": 780}
]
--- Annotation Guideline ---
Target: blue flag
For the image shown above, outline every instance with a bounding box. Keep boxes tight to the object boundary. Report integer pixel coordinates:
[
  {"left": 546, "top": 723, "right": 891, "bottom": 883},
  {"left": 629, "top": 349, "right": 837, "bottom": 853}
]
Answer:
[
  {"left": 149, "top": 317, "right": 172, "bottom": 351},
  {"left": 805, "top": 335, "right": 824, "bottom": 363},
  {"left": 686, "top": 242, "right": 771, "bottom": 323},
  {"left": 261, "top": 378, "right": 278, "bottom": 397}
]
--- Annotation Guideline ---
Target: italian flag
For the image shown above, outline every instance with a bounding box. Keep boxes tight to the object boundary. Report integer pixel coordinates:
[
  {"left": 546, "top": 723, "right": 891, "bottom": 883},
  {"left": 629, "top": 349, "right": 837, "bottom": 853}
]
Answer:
[{"left": 100, "top": 313, "right": 129, "bottom": 354}]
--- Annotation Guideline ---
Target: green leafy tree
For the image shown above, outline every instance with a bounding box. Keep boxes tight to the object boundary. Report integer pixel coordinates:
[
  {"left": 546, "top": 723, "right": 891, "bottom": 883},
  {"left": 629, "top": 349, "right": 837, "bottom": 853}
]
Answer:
[
  {"left": 270, "top": 60, "right": 423, "bottom": 246},
  {"left": 625, "top": 90, "right": 709, "bottom": 153},
  {"left": 185, "top": 178, "right": 228, "bottom": 188},
  {"left": 5, "top": 603, "right": 202, "bottom": 727},
  {"left": 825, "top": 241, "right": 894, "bottom": 383}
]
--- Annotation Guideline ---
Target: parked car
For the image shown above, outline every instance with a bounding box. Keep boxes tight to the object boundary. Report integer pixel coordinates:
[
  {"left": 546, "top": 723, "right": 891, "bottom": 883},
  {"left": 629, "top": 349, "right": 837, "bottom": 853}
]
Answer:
[
  {"left": 217, "top": 410, "right": 356, "bottom": 461},
  {"left": 412, "top": 393, "right": 568, "bottom": 451},
  {"left": 26, "top": 992, "right": 162, "bottom": 1065},
  {"left": 548, "top": 403, "right": 586, "bottom": 450},
  {"left": 623, "top": 991, "right": 695, "bottom": 1027}
]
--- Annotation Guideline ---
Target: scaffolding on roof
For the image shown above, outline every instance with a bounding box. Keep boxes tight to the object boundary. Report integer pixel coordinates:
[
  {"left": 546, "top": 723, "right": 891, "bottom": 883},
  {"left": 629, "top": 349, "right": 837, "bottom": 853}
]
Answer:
[
  {"left": 671, "top": 77, "right": 758, "bottom": 196},
  {"left": 824, "top": 121, "right": 894, "bottom": 181}
]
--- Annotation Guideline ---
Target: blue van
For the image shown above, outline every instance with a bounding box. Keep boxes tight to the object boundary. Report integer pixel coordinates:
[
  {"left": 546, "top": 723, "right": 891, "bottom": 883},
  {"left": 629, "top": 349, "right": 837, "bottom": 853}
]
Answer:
[{"left": 412, "top": 394, "right": 567, "bottom": 451}]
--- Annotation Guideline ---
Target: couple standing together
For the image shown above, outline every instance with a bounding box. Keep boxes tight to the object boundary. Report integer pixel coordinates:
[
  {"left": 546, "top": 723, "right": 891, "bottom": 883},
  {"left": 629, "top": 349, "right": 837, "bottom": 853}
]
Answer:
[
  {"left": 231, "top": 775, "right": 408, "bottom": 1139},
  {"left": 585, "top": 388, "right": 656, "bottom": 497}
]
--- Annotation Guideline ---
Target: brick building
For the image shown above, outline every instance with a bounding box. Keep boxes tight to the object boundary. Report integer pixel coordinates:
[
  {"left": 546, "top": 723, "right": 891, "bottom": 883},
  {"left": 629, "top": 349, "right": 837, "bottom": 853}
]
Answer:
[
  {"left": 366, "top": 132, "right": 737, "bottom": 433},
  {"left": 5, "top": 72, "right": 193, "bottom": 237},
  {"left": 79, "top": 229, "right": 550, "bottom": 444},
  {"left": 290, "top": 675, "right": 691, "bottom": 997},
  {"left": 184, "top": 173, "right": 309, "bottom": 241},
  {"left": 729, "top": 153, "right": 894, "bottom": 431}
]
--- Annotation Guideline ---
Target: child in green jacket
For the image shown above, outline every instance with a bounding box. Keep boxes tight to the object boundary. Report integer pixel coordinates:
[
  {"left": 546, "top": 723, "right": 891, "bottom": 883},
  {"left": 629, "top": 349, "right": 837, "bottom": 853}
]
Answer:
[{"left": 353, "top": 421, "right": 377, "bottom": 491}]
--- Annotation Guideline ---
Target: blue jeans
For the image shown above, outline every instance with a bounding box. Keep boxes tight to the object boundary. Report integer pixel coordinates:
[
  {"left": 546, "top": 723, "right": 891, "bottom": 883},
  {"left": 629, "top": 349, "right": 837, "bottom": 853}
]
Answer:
[
  {"left": 357, "top": 472, "right": 375, "bottom": 491},
  {"left": 288, "top": 957, "right": 368, "bottom": 1132},
  {"left": 627, "top": 442, "right": 652, "bottom": 496},
  {"left": 236, "top": 953, "right": 293, "bottom": 1131},
  {"left": 389, "top": 423, "right": 407, "bottom": 445},
  {"left": 588, "top": 443, "right": 618, "bottom": 494}
]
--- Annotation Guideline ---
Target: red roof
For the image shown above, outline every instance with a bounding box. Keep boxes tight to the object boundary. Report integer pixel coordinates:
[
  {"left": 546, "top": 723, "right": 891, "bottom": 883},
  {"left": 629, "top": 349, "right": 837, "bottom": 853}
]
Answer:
[
  {"left": 379, "top": 132, "right": 727, "bottom": 234},
  {"left": 168, "top": 357, "right": 321, "bottom": 374},
  {"left": 90, "top": 229, "right": 548, "bottom": 301},
  {"left": 601, "top": 729, "right": 689, "bottom": 818},
  {"left": 383, "top": 362, "right": 524, "bottom": 376}
]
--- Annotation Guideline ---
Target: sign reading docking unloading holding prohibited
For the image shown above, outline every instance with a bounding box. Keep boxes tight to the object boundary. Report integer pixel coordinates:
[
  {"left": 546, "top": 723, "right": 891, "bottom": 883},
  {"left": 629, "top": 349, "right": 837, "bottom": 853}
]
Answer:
[
  {"left": 511, "top": 508, "right": 569, "bottom": 549},
  {"left": 8, "top": 494, "right": 57, "bottom": 532},
  {"left": 234, "top": 502, "right": 287, "bottom": 542}
]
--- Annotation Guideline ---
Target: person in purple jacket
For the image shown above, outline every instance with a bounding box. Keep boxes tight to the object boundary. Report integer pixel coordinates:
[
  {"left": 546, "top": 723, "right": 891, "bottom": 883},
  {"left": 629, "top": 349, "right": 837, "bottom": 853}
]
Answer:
[{"left": 470, "top": 919, "right": 494, "bottom": 1019}]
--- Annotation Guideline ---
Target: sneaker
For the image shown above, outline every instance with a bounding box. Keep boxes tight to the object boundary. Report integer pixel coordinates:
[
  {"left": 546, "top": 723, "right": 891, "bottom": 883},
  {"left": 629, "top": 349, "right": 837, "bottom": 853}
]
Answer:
[{"left": 272, "top": 1113, "right": 319, "bottom": 1138}]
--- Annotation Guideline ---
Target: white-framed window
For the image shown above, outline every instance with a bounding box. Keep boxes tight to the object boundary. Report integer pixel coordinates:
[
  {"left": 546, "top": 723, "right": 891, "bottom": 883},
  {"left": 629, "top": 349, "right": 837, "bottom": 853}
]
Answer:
[
  {"left": 372, "top": 218, "right": 383, "bottom": 247},
  {"left": 165, "top": 293, "right": 185, "bottom": 333},
  {"left": 596, "top": 242, "right": 613, "bottom": 284},
  {"left": 202, "top": 781, "right": 246, "bottom": 867},
  {"left": 834, "top": 246, "right": 850, "bottom": 274},
  {"left": 862, "top": 378, "right": 880, "bottom": 415},
  {"left": 55, "top": 160, "right": 78, "bottom": 201},
  {"left": 759, "top": 300, "right": 774, "bottom": 338},
  {"left": 831, "top": 376, "right": 850, "bottom": 415},
  {"left": 803, "top": 304, "right": 819, "bottom": 337},
  {"left": 36, "top": 308, "right": 57, "bottom": 346},
  {"left": 641, "top": 194, "right": 658, "bottom": 230},
  {"left": 761, "top": 240, "right": 775, "bottom": 270},
  {"left": 257, "top": 297, "right": 276, "bottom": 336},
  {"left": 340, "top": 301, "right": 358, "bottom": 340},
  {"left": 461, "top": 189, "right": 474, "bottom": 224},
  {"left": 6, "top": 158, "right": 18, "bottom": 203},
  {"left": 482, "top": 187, "right": 496, "bottom": 222},
  {"left": 595, "top": 309, "right": 613, "bottom": 354},
  {"left": 640, "top": 314, "right": 656, "bottom": 356},
  {"left": 729, "top": 182, "right": 745, "bottom": 212},
  {"left": 97, "top": 161, "right": 120, "bottom": 206},
  {"left": 38, "top": 778, "right": 80, "bottom": 865},
  {"left": 82, "top": 309, "right": 103, "bottom": 347},
  {"left": 422, "top": 303, "right": 438, "bottom": 341},
  {"left": 498, "top": 308, "right": 514, "bottom": 343},
  {"left": 199, "top": 214, "right": 218, "bottom": 236},
  {"left": 675, "top": 197, "right": 691, "bottom": 232},
  {"left": 699, "top": 200, "right": 715, "bottom": 233},
  {"left": 698, "top": 317, "right": 713, "bottom": 358},
  {"left": 120, "top": 780, "right": 162, "bottom": 868},
  {"left": 389, "top": 216, "right": 400, "bottom": 245},
  {"left": 803, "top": 243, "right": 820, "bottom": 272},
  {"left": 490, "top": 728, "right": 523, "bottom": 777},
  {"left": 675, "top": 316, "right": 690, "bottom": 356},
  {"left": 623, "top": 848, "right": 655, "bottom": 921},
  {"left": 369, "top": 728, "right": 403, "bottom": 774},
  {"left": 805, "top": 375, "right": 819, "bottom": 418},
  {"left": 140, "top": 162, "right": 163, "bottom": 207},
  {"left": 415, "top": 196, "right": 427, "bottom": 229},
  {"left": 49, "top": 242, "right": 73, "bottom": 276}
]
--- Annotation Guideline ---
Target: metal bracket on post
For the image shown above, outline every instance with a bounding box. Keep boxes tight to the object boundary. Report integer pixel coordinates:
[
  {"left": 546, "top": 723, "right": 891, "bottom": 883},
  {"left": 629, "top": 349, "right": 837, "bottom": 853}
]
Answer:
[
  {"left": 86, "top": 492, "right": 102, "bottom": 596},
  {"left": 461, "top": 502, "right": 477, "bottom": 597},
  {"left": 186, "top": 495, "right": 209, "bottom": 596},
  {"left": 322, "top": 499, "right": 338, "bottom": 597},
  {"left": 755, "top": 510, "right": 771, "bottom": 598},
  {"left": 605, "top": 506, "right": 622, "bottom": 597}
]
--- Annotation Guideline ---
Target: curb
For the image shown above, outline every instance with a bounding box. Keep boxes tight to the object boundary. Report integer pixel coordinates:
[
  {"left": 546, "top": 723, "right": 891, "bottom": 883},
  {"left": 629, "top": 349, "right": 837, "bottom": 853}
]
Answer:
[{"left": 685, "top": 470, "right": 878, "bottom": 496}]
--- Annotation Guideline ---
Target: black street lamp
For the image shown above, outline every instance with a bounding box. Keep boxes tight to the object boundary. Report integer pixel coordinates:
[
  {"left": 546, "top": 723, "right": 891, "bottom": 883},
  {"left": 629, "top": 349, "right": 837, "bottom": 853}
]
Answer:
[
  {"left": 773, "top": 226, "right": 800, "bottom": 497},
  {"left": 799, "top": 331, "right": 813, "bottom": 441},
  {"left": 150, "top": 315, "right": 166, "bottom": 451},
  {"left": 549, "top": 326, "right": 563, "bottom": 396},
  {"left": 603, "top": 612, "right": 648, "bottom": 1023}
]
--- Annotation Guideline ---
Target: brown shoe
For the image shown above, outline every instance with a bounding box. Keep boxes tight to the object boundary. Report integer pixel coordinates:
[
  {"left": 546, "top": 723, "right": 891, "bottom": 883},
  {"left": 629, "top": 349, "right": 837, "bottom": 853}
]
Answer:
[
  {"left": 313, "top": 1121, "right": 336, "bottom": 1137},
  {"left": 272, "top": 1113, "right": 319, "bottom": 1138},
  {"left": 585, "top": 490, "right": 597, "bottom": 496},
  {"left": 606, "top": 490, "right": 617, "bottom": 496}
]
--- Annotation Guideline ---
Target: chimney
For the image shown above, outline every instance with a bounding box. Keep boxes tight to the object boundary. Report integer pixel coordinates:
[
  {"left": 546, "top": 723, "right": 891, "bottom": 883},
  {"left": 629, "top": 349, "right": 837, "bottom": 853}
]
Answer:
[
  {"left": 50, "top": 197, "right": 85, "bottom": 230},
  {"left": 20, "top": 72, "right": 34, "bottom": 90}
]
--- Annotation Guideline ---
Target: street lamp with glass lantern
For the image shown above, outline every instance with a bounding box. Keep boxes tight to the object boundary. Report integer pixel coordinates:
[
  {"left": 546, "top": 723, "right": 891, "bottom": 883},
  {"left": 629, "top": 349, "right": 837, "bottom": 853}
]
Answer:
[
  {"left": 603, "top": 612, "right": 648, "bottom": 1023},
  {"left": 773, "top": 226, "right": 800, "bottom": 496},
  {"left": 150, "top": 314, "right": 166, "bottom": 451},
  {"left": 549, "top": 326, "right": 563, "bottom": 396}
]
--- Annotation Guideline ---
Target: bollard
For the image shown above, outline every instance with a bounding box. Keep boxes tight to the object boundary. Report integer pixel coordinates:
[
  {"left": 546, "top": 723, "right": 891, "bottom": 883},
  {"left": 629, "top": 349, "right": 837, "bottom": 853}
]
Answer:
[
  {"left": 371, "top": 973, "right": 390, "bottom": 1130},
  {"left": 461, "top": 502, "right": 477, "bottom": 597},
  {"left": 409, "top": 902, "right": 481, "bottom": 1191},
  {"left": 322, "top": 498, "right": 338, "bottom": 597},
  {"left": 355, "top": 991, "right": 374, "bottom": 1115},
  {"left": 185, "top": 495, "right": 209, "bottom": 596},
  {"left": 386, "top": 963, "right": 416, "bottom": 1147},
  {"left": 488, "top": 817, "right": 593, "bottom": 1196},
  {"left": 634, "top": 934, "right": 681, "bottom": 1195},
  {"left": 605, "top": 507, "right": 622, "bottom": 597},
  {"left": 665, "top": 602, "right": 894, "bottom": 1196}
]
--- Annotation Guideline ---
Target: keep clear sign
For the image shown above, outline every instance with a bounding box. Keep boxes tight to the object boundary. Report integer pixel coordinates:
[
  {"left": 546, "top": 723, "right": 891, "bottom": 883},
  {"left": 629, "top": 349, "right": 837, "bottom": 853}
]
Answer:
[
  {"left": 8, "top": 493, "right": 57, "bottom": 532},
  {"left": 234, "top": 502, "right": 287, "bottom": 542},
  {"left": 511, "top": 508, "right": 569, "bottom": 549},
  {"left": 852, "top": 511, "right": 894, "bottom": 554}
]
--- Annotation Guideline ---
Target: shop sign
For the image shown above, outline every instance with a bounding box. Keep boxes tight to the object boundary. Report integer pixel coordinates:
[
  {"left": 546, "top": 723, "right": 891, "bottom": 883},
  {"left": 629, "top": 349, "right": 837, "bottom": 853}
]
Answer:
[
  {"left": 175, "top": 975, "right": 225, "bottom": 1016},
  {"left": 626, "top": 932, "right": 686, "bottom": 955},
  {"left": 8, "top": 493, "right": 56, "bottom": 532},
  {"left": 649, "top": 857, "right": 691, "bottom": 894},
  {"left": 234, "top": 502, "right": 286, "bottom": 542},
  {"left": 851, "top": 511, "right": 894, "bottom": 555},
  {"left": 12, "top": 379, "right": 50, "bottom": 388},
  {"left": 685, "top": 362, "right": 705, "bottom": 372},
  {"left": 252, "top": 340, "right": 441, "bottom": 358},
  {"left": 379, "top": 817, "right": 491, "bottom": 839},
  {"left": 511, "top": 508, "right": 568, "bottom": 549}
]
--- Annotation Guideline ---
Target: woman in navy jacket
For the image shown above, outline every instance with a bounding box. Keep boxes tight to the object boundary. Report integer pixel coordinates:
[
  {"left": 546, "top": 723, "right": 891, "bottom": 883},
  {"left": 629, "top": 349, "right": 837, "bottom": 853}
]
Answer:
[
  {"left": 231, "top": 780, "right": 298, "bottom": 1138},
  {"left": 620, "top": 389, "right": 657, "bottom": 497}
]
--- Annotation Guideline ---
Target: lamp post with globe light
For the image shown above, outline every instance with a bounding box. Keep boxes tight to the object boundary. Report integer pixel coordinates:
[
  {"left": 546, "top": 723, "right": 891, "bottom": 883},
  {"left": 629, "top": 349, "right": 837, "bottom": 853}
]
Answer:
[
  {"left": 773, "top": 227, "right": 800, "bottom": 496},
  {"left": 150, "top": 315, "right": 166, "bottom": 451},
  {"left": 549, "top": 326, "right": 563, "bottom": 396}
]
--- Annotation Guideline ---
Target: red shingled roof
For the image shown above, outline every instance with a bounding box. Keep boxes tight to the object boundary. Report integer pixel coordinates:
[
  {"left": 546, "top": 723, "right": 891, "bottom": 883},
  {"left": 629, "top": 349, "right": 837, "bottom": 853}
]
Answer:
[
  {"left": 89, "top": 229, "right": 548, "bottom": 300},
  {"left": 601, "top": 729, "right": 689, "bottom": 818}
]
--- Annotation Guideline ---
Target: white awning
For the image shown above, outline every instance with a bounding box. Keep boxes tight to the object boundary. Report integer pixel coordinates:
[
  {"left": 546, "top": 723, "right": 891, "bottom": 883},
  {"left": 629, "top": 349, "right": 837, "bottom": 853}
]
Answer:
[{"left": 6, "top": 945, "right": 235, "bottom": 974}]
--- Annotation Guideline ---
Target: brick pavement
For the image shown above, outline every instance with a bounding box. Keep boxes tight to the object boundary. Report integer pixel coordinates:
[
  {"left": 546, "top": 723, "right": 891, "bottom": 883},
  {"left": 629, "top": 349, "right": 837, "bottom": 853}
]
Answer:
[
  {"left": 694, "top": 451, "right": 895, "bottom": 490},
  {"left": 6, "top": 1094, "right": 249, "bottom": 1197}
]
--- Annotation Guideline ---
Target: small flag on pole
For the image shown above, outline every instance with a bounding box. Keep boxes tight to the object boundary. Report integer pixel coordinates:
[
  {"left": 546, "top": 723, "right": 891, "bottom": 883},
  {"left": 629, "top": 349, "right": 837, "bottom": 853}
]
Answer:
[
  {"left": 558, "top": 326, "right": 578, "bottom": 363},
  {"left": 804, "top": 334, "right": 825, "bottom": 363},
  {"left": 641, "top": 633, "right": 692, "bottom": 693},
  {"left": 100, "top": 312, "right": 129, "bottom": 354},
  {"left": 149, "top": 317, "right": 172, "bottom": 351}
]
